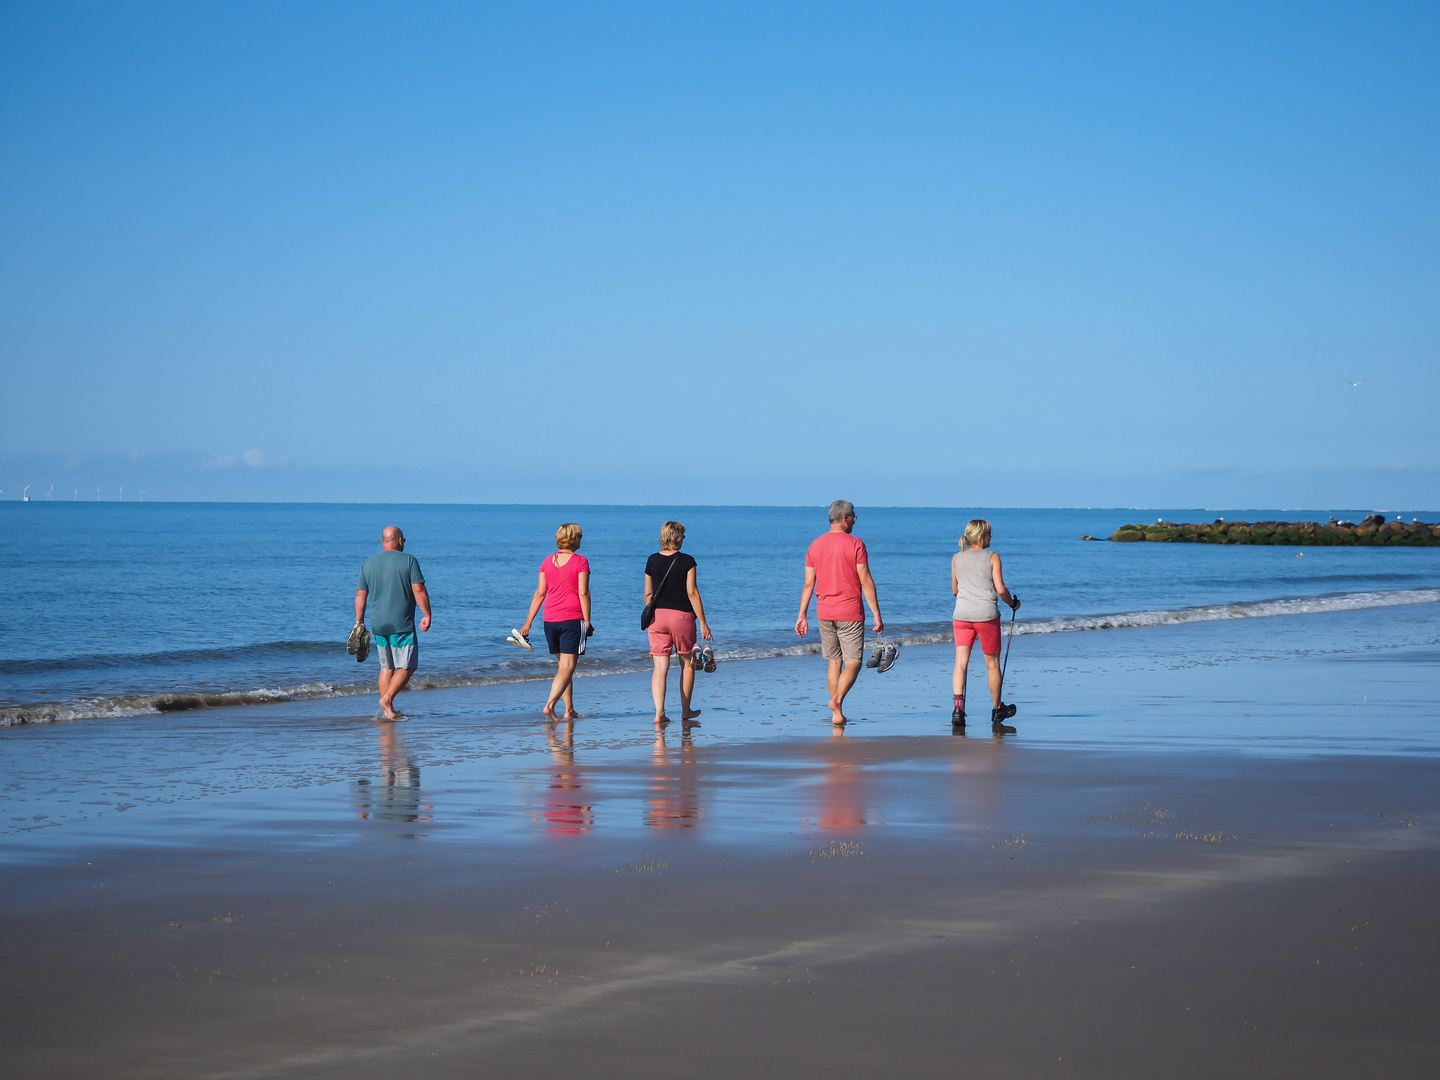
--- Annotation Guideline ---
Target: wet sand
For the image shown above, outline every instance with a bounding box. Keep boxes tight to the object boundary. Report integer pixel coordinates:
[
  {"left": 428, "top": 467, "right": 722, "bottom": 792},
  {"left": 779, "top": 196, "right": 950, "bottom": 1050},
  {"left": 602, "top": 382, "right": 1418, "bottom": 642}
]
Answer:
[{"left": 2, "top": 606, "right": 1438, "bottom": 1077}]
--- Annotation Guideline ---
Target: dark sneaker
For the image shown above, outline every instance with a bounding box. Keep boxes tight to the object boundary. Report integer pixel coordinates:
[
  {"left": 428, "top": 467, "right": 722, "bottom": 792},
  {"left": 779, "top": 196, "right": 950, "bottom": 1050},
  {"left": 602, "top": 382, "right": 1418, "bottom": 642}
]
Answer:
[
  {"left": 991, "top": 703, "right": 1017, "bottom": 723},
  {"left": 347, "top": 623, "right": 371, "bottom": 664},
  {"left": 865, "top": 643, "right": 883, "bottom": 668},
  {"left": 951, "top": 705, "right": 965, "bottom": 726},
  {"left": 876, "top": 642, "right": 899, "bottom": 673}
]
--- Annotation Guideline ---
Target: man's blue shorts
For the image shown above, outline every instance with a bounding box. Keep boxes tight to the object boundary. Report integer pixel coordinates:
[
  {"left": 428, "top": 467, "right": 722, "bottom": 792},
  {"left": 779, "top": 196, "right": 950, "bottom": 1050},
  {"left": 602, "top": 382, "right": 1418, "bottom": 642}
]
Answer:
[{"left": 374, "top": 632, "right": 418, "bottom": 671}]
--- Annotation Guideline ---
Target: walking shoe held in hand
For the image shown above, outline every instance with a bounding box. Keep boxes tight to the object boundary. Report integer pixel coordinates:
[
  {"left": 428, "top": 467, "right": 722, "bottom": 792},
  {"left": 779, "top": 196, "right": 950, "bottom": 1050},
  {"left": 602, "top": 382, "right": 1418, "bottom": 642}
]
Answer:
[{"left": 347, "top": 622, "right": 371, "bottom": 663}]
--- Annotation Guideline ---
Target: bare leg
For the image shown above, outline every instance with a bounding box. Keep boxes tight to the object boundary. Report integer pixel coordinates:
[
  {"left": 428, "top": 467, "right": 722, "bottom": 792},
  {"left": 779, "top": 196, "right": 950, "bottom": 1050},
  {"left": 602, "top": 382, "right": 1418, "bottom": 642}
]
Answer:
[
  {"left": 545, "top": 653, "right": 579, "bottom": 720},
  {"left": 983, "top": 652, "right": 1003, "bottom": 708},
  {"left": 378, "top": 667, "right": 412, "bottom": 719},
  {"left": 679, "top": 656, "right": 701, "bottom": 722},
  {"left": 952, "top": 644, "right": 973, "bottom": 697},
  {"left": 827, "top": 659, "right": 861, "bottom": 725},
  {"left": 651, "top": 653, "right": 671, "bottom": 723},
  {"left": 560, "top": 653, "right": 580, "bottom": 719}
]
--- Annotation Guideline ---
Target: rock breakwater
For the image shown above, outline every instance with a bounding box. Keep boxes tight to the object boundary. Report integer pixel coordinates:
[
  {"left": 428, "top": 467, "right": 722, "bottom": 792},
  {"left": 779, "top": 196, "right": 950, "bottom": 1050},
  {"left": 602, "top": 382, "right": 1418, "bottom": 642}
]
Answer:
[{"left": 1109, "top": 514, "right": 1440, "bottom": 546}]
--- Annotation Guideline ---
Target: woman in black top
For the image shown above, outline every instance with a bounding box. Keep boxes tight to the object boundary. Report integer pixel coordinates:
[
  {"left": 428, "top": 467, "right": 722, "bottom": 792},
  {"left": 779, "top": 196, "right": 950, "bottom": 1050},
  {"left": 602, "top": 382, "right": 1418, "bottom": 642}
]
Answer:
[{"left": 644, "top": 520, "right": 712, "bottom": 726}]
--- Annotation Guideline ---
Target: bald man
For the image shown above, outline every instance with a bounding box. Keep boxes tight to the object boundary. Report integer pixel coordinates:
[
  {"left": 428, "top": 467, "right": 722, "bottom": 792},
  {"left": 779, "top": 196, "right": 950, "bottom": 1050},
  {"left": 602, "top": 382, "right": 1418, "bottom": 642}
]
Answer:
[{"left": 355, "top": 526, "right": 432, "bottom": 720}]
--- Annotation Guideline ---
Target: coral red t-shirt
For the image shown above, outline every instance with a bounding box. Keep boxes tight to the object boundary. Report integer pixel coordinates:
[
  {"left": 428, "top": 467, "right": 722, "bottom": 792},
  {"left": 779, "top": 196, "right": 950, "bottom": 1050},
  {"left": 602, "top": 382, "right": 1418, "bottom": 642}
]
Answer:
[
  {"left": 540, "top": 552, "right": 589, "bottom": 622},
  {"left": 805, "top": 532, "right": 869, "bottom": 621}
]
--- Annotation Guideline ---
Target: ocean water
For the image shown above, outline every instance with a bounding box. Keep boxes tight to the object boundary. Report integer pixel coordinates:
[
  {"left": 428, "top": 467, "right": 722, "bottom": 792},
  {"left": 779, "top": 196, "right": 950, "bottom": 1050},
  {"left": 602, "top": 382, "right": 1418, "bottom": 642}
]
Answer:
[{"left": 2, "top": 503, "right": 1437, "bottom": 724}]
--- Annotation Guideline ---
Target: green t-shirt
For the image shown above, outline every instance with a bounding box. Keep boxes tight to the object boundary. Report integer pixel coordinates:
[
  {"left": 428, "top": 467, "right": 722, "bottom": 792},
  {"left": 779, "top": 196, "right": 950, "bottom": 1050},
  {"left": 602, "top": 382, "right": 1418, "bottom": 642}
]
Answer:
[{"left": 357, "top": 551, "right": 426, "bottom": 637}]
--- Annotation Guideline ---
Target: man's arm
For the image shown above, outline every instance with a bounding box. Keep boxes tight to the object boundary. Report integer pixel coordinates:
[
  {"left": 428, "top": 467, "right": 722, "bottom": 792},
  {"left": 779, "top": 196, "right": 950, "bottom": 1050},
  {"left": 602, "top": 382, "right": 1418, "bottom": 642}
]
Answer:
[
  {"left": 412, "top": 583, "right": 432, "bottom": 631},
  {"left": 857, "top": 563, "right": 883, "bottom": 634},
  {"left": 795, "top": 566, "right": 817, "bottom": 638},
  {"left": 354, "top": 589, "right": 368, "bottom": 624}
]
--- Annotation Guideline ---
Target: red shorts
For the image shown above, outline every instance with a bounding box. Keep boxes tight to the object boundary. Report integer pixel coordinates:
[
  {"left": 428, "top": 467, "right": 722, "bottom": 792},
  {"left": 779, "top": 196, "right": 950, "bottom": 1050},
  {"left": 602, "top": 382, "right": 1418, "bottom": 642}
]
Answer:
[
  {"left": 647, "top": 608, "right": 698, "bottom": 657},
  {"left": 953, "top": 617, "right": 1002, "bottom": 655}
]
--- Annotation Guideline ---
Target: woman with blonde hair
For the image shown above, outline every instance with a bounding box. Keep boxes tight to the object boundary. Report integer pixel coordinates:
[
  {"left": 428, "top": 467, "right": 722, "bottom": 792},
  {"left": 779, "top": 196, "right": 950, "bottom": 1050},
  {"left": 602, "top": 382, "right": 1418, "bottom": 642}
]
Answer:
[
  {"left": 643, "top": 520, "right": 712, "bottom": 727},
  {"left": 519, "top": 522, "right": 591, "bottom": 720},
  {"left": 951, "top": 518, "right": 1020, "bottom": 731}
]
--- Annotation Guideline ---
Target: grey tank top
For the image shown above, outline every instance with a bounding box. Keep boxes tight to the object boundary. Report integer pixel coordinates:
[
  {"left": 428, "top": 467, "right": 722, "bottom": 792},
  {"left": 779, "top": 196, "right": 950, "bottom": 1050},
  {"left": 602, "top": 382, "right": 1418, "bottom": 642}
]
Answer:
[{"left": 952, "top": 547, "right": 999, "bottom": 622}]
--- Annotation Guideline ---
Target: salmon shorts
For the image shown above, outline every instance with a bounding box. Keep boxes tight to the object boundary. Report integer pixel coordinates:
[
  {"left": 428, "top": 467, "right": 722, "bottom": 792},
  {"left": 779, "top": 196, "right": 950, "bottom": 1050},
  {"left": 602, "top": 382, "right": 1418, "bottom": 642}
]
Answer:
[
  {"left": 953, "top": 617, "right": 1002, "bottom": 655},
  {"left": 647, "top": 608, "right": 698, "bottom": 657}
]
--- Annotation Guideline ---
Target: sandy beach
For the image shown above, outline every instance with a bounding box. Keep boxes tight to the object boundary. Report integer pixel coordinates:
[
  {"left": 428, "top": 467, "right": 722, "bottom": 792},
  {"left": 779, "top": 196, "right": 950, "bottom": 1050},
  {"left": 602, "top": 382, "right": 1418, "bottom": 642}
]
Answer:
[{"left": 3, "top": 604, "right": 1438, "bottom": 1078}]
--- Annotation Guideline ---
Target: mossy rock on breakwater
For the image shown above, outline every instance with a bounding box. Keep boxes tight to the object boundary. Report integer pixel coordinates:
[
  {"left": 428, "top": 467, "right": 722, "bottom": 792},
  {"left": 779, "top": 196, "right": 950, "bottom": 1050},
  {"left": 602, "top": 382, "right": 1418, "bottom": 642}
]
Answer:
[{"left": 1107, "top": 514, "right": 1440, "bottom": 546}]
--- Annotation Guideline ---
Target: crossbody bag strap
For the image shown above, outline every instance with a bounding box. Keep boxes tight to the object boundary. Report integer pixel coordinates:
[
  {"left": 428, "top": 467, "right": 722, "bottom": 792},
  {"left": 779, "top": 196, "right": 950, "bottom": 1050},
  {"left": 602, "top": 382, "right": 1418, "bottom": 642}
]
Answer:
[{"left": 653, "top": 553, "right": 679, "bottom": 599}]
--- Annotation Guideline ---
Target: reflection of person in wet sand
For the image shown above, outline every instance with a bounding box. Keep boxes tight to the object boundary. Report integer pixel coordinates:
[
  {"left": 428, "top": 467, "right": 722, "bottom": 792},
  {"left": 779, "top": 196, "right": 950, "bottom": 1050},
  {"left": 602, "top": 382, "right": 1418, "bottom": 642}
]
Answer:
[
  {"left": 645, "top": 727, "right": 701, "bottom": 828},
  {"left": 795, "top": 500, "right": 883, "bottom": 728},
  {"left": 540, "top": 721, "right": 592, "bottom": 834},
  {"left": 814, "top": 741, "right": 867, "bottom": 831},
  {"left": 354, "top": 723, "right": 429, "bottom": 824}
]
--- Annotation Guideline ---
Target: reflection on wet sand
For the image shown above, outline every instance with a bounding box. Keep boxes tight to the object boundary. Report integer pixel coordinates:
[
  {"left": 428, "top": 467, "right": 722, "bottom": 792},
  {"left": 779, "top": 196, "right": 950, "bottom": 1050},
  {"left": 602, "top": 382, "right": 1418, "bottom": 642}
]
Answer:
[
  {"left": 814, "top": 740, "right": 868, "bottom": 832},
  {"left": 947, "top": 737, "right": 1010, "bottom": 835},
  {"left": 537, "top": 721, "right": 593, "bottom": 835},
  {"left": 353, "top": 722, "right": 430, "bottom": 827},
  {"left": 645, "top": 728, "right": 702, "bottom": 828}
]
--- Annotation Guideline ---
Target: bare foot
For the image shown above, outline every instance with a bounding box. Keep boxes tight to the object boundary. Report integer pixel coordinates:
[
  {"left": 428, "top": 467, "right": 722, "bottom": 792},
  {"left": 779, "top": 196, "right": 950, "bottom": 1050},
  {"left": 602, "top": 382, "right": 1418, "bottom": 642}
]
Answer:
[
  {"left": 542, "top": 702, "right": 560, "bottom": 720},
  {"left": 655, "top": 714, "right": 671, "bottom": 725},
  {"left": 563, "top": 711, "right": 582, "bottom": 720},
  {"left": 681, "top": 708, "right": 701, "bottom": 720}
]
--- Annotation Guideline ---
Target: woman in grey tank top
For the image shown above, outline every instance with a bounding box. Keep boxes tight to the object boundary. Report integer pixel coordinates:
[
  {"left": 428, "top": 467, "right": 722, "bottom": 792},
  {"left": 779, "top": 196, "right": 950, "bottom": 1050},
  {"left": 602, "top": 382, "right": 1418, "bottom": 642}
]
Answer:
[{"left": 950, "top": 519, "right": 1020, "bottom": 729}]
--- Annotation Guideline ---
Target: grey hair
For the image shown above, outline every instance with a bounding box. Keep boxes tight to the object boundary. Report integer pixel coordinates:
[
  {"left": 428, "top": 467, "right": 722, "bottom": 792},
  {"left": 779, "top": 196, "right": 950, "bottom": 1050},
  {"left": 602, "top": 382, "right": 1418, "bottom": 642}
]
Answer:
[{"left": 828, "top": 500, "right": 855, "bottom": 524}]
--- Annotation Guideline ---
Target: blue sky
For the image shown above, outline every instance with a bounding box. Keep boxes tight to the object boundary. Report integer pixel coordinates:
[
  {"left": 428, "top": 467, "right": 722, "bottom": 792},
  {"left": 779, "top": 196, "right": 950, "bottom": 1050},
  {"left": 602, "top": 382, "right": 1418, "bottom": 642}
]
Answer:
[{"left": 2, "top": 2, "right": 1437, "bottom": 507}]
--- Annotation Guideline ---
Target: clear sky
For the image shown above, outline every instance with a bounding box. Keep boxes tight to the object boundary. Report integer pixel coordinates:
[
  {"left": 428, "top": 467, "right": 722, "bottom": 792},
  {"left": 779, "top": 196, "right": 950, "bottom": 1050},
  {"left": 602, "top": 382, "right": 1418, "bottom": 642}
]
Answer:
[{"left": 2, "top": 2, "right": 1437, "bottom": 507}]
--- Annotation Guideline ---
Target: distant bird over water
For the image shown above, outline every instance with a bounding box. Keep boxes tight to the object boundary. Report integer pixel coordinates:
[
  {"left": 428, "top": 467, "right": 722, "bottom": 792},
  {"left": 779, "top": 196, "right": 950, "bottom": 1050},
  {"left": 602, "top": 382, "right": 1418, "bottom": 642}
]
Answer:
[{"left": 1346, "top": 380, "right": 1365, "bottom": 387}]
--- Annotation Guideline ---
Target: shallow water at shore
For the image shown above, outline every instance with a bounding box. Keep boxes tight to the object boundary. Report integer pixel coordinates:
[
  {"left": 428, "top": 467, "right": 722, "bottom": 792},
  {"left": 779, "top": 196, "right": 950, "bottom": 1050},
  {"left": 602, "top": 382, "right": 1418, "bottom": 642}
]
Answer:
[
  {"left": 4, "top": 502, "right": 1439, "bottom": 725},
  {"left": 4, "top": 600, "right": 1437, "bottom": 860}
]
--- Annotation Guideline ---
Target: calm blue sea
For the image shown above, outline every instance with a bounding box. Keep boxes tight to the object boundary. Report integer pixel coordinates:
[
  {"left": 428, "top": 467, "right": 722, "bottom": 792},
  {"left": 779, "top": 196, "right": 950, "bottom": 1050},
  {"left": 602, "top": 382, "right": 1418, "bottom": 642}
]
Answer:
[{"left": 2, "top": 503, "right": 1437, "bottom": 723}]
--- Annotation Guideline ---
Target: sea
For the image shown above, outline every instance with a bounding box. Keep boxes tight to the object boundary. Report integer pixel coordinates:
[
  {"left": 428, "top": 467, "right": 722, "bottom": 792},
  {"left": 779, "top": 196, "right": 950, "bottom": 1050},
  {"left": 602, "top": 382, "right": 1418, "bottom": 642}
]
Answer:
[{"left": 2, "top": 503, "right": 1437, "bottom": 726}]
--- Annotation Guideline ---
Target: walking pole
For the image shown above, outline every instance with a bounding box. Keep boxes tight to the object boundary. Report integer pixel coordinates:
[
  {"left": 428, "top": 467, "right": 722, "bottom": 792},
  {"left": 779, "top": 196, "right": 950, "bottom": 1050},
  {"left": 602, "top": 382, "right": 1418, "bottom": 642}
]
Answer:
[{"left": 998, "top": 593, "right": 1019, "bottom": 699}]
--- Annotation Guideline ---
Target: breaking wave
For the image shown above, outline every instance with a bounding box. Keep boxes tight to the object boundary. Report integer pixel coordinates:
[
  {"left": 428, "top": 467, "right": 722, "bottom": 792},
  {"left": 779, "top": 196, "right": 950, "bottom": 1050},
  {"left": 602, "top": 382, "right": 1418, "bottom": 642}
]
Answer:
[{"left": 3, "top": 587, "right": 1436, "bottom": 727}]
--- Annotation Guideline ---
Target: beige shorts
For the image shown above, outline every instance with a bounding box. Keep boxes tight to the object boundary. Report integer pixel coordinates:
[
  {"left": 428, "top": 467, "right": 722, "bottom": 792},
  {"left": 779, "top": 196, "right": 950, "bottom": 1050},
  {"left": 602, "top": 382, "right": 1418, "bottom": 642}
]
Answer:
[{"left": 818, "top": 620, "right": 865, "bottom": 663}]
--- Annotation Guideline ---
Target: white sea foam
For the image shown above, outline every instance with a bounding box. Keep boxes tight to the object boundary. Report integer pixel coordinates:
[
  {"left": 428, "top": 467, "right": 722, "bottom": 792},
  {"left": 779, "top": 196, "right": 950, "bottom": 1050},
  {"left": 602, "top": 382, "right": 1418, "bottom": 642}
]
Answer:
[
  {"left": 3, "top": 588, "right": 1436, "bottom": 726},
  {"left": 711, "top": 588, "right": 1440, "bottom": 659}
]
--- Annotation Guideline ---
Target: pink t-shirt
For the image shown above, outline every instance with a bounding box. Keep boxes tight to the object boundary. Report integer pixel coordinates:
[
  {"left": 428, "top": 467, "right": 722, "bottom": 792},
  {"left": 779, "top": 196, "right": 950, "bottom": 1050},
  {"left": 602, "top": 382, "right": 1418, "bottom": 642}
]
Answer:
[
  {"left": 805, "top": 532, "right": 869, "bottom": 621},
  {"left": 540, "top": 552, "right": 590, "bottom": 622}
]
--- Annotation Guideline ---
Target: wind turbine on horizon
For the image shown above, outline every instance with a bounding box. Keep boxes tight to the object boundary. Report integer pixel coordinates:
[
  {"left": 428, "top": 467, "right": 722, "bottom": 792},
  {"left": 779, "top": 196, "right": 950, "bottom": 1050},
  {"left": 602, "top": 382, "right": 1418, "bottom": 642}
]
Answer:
[
  {"left": 96, "top": 487, "right": 101, "bottom": 501},
  {"left": 119, "top": 486, "right": 124, "bottom": 502},
  {"left": 22, "top": 485, "right": 30, "bottom": 502},
  {"left": 137, "top": 489, "right": 146, "bottom": 501},
  {"left": 47, "top": 485, "right": 54, "bottom": 501}
]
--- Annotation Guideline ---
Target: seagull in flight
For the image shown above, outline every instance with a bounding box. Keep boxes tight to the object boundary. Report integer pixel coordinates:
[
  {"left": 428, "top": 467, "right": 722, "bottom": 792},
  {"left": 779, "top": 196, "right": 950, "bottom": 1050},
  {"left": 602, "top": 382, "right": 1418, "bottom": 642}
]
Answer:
[{"left": 1346, "top": 379, "right": 1365, "bottom": 387}]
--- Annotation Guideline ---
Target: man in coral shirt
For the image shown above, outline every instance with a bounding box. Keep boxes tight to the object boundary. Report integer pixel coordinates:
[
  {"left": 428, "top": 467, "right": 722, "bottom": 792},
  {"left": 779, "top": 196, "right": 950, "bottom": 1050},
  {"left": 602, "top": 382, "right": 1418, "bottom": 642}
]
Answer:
[{"left": 795, "top": 500, "right": 883, "bottom": 728}]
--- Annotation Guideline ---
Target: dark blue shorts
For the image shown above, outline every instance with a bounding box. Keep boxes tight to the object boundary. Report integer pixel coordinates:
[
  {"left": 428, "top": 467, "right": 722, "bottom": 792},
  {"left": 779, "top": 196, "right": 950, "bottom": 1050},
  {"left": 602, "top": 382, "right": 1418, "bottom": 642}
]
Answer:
[{"left": 544, "top": 619, "right": 583, "bottom": 656}]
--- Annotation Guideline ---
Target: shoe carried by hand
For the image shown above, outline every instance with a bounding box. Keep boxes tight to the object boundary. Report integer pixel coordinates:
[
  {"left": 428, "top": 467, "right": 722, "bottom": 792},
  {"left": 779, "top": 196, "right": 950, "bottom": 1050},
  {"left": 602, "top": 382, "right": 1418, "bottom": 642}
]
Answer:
[
  {"left": 347, "top": 622, "right": 371, "bottom": 664},
  {"left": 866, "top": 639, "right": 899, "bottom": 672}
]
